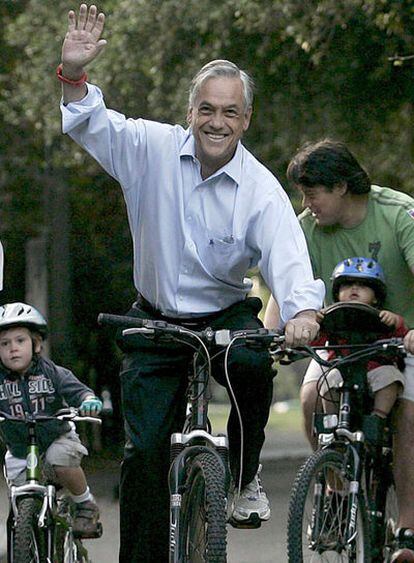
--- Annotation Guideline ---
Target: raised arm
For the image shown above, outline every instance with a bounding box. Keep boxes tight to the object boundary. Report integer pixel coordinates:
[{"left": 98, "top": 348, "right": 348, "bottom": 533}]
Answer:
[{"left": 60, "top": 3, "right": 107, "bottom": 104}]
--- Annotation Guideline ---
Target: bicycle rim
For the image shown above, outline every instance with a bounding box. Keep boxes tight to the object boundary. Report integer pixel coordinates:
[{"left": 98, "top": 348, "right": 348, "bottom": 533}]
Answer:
[
  {"left": 179, "top": 452, "right": 227, "bottom": 562},
  {"left": 287, "top": 448, "right": 371, "bottom": 562},
  {"left": 13, "top": 498, "right": 47, "bottom": 563}
]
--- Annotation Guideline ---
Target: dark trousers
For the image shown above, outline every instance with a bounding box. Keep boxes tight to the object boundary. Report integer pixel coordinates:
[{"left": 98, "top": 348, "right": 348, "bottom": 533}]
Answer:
[{"left": 118, "top": 297, "right": 274, "bottom": 562}]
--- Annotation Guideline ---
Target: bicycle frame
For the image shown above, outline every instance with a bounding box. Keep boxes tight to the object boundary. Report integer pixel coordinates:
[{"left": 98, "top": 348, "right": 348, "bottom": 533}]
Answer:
[
  {"left": 316, "top": 360, "right": 370, "bottom": 546},
  {"left": 307, "top": 341, "right": 402, "bottom": 558},
  {"left": 99, "top": 313, "right": 283, "bottom": 563},
  {"left": 3, "top": 409, "right": 100, "bottom": 563}
]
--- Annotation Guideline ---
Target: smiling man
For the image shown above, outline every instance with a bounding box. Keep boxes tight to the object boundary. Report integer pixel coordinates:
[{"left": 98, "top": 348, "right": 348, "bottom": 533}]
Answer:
[
  {"left": 58, "top": 5, "right": 324, "bottom": 562},
  {"left": 265, "top": 138, "right": 414, "bottom": 562},
  {"left": 187, "top": 73, "right": 252, "bottom": 179}
]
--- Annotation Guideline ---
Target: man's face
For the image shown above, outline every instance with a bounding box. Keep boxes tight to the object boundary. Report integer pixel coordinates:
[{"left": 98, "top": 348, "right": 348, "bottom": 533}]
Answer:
[
  {"left": 298, "top": 184, "right": 347, "bottom": 227},
  {"left": 187, "top": 76, "right": 252, "bottom": 177}
]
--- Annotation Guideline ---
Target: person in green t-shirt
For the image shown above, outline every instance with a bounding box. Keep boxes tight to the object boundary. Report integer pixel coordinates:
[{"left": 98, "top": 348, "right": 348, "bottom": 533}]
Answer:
[{"left": 264, "top": 139, "right": 414, "bottom": 561}]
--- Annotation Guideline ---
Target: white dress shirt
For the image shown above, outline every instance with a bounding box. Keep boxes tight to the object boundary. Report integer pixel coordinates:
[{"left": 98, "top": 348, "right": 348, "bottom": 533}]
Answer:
[{"left": 61, "top": 85, "right": 324, "bottom": 325}]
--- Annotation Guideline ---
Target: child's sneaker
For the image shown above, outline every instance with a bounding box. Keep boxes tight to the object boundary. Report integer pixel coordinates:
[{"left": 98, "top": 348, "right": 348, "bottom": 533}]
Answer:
[{"left": 73, "top": 498, "right": 102, "bottom": 538}]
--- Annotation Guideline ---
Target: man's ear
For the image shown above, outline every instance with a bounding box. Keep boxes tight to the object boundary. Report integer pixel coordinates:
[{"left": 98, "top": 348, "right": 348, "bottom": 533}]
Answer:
[
  {"left": 186, "top": 107, "right": 193, "bottom": 126},
  {"left": 243, "top": 107, "right": 252, "bottom": 132},
  {"left": 334, "top": 181, "right": 348, "bottom": 196}
]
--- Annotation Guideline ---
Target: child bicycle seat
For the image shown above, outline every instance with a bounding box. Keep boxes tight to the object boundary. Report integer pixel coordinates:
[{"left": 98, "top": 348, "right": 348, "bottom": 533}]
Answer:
[{"left": 320, "top": 302, "right": 389, "bottom": 344}]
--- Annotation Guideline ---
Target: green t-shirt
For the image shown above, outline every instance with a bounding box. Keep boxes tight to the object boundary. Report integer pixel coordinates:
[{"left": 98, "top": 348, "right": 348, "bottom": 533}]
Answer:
[{"left": 299, "top": 185, "right": 414, "bottom": 327}]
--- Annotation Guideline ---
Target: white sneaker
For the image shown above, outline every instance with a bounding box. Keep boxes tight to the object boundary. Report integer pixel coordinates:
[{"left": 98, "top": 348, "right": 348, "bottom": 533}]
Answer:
[{"left": 230, "top": 465, "right": 271, "bottom": 528}]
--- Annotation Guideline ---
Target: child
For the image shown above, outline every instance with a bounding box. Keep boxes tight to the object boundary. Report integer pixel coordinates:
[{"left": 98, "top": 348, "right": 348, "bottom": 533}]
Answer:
[
  {"left": 0, "top": 302, "right": 102, "bottom": 538},
  {"left": 319, "top": 257, "right": 408, "bottom": 439}
]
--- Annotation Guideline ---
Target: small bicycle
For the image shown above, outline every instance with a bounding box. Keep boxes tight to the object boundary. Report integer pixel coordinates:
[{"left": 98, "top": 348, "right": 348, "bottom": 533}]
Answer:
[
  {"left": 285, "top": 302, "right": 404, "bottom": 562},
  {"left": 98, "top": 312, "right": 284, "bottom": 563},
  {"left": 1, "top": 407, "right": 102, "bottom": 563}
]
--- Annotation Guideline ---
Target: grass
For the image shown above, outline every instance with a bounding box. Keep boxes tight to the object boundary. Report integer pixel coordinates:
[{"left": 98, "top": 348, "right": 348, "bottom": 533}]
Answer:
[
  {"left": 84, "top": 400, "right": 304, "bottom": 472},
  {"left": 208, "top": 401, "right": 303, "bottom": 434}
]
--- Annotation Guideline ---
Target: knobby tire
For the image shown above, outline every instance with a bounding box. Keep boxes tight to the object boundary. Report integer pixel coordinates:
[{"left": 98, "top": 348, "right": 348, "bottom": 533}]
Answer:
[
  {"left": 13, "top": 498, "right": 47, "bottom": 563},
  {"left": 287, "top": 448, "right": 371, "bottom": 562},
  {"left": 179, "top": 452, "right": 227, "bottom": 562}
]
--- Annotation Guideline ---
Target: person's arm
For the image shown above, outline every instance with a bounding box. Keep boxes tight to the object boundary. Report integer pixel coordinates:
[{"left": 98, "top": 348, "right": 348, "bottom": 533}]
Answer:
[
  {"left": 255, "top": 192, "right": 325, "bottom": 342},
  {"left": 60, "top": 4, "right": 107, "bottom": 105},
  {"left": 263, "top": 295, "right": 279, "bottom": 329},
  {"left": 52, "top": 363, "right": 95, "bottom": 406}
]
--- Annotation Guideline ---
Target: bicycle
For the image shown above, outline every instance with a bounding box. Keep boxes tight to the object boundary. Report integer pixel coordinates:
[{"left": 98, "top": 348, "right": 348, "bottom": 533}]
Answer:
[
  {"left": 285, "top": 302, "right": 405, "bottom": 562},
  {"left": 98, "top": 312, "right": 284, "bottom": 563},
  {"left": 1, "top": 407, "right": 102, "bottom": 563}
]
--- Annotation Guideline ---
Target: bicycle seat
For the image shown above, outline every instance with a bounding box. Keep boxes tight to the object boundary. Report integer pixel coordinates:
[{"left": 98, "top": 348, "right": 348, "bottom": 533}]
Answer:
[{"left": 320, "top": 302, "right": 389, "bottom": 343}]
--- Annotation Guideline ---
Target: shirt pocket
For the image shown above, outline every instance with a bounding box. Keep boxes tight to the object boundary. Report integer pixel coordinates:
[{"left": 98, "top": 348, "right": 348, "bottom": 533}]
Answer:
[{"left": 198, "top": 233, "right": 249, "bottom": 285}]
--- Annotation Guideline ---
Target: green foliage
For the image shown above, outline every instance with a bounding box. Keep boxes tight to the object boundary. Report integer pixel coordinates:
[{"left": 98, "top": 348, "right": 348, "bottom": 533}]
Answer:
[{"left": 2, "top": 0, "right": 414, "bottom": 411}]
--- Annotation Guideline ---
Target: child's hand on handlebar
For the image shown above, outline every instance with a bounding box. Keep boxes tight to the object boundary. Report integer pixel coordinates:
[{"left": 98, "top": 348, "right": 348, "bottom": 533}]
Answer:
[
  {"left": 379, "top": 309, "right": 399, "bottom": 327},
  {"left": 404, "top": 330, "right": 414, "bottom": 355},
  {"left": 79, "top": 396, "right": 103, "bottom": 416},
  {"left": 316, "top": 310, "right": 325, "bottom": 324},
  {"left": 284, "top": 310, "right": 320, "bottom": 347}
]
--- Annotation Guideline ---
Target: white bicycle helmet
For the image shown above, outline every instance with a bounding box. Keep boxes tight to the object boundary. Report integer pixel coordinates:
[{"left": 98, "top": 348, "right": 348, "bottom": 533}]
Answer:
[{"left": 0, "top": 302, "right": 47, "bottom": 337}]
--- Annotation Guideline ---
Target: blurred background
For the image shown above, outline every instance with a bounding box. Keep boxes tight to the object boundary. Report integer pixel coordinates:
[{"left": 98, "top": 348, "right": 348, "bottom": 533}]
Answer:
[{"left": 1, "top": 0, "right": 414, "bottom": 447}]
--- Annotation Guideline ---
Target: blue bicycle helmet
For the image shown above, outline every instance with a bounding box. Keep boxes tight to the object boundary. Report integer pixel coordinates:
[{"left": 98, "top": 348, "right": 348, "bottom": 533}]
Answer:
[{"left": 331, "top": 257, "right": 387, "bottom": 306}]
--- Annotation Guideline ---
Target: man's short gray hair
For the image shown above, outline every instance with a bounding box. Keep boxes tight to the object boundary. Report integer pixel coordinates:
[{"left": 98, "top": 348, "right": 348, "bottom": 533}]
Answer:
[{"left": 188, "top": 59, "right": 254, "bottom": 112}]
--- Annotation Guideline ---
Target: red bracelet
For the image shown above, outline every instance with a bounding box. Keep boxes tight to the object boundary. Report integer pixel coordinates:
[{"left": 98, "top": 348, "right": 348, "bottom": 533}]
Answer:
[{"left": 56, "top": 63, "right": 88, "bottom": 86}]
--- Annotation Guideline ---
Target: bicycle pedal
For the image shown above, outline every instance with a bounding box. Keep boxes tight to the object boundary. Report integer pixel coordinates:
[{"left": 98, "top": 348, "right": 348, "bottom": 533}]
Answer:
[
  {"left": 228, "top": 514, "right": 262, "bottom": 529},
  {"left": 73, "top": 522, "right": 103, "bottom": 539}
]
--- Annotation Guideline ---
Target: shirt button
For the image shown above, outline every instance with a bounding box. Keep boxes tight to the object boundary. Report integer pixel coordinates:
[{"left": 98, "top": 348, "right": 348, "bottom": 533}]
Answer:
[{"left": 187, "top": 216, "right": 192, "bottom": 222}]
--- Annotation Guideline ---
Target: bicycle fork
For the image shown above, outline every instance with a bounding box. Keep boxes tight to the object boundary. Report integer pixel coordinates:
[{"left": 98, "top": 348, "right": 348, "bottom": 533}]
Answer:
[
  {"left": 8, "top": 429, "right": 57, "bottom": 562},
  {"left": 343, "top": 443, "right": 363, "bottom": 544}
]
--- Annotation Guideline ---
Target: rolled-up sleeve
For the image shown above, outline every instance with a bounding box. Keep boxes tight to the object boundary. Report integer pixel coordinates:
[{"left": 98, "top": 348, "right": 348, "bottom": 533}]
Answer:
[{"left": 256, "top": 194, "right": 325, "bottom": 327}]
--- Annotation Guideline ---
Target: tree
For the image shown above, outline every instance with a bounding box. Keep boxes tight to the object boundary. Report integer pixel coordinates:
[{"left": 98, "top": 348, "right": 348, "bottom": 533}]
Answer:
[{"left": 2, "top": 0, "right": 414, "bottom": 424}]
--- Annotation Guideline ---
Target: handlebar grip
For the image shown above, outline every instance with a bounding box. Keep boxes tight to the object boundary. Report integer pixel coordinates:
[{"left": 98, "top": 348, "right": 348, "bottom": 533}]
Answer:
[
  {"left": 72, "top": 416, "right": 102, "bottom": 425},
  {"left": 97, "top": 313, "right": 147, "bottom": 328}
]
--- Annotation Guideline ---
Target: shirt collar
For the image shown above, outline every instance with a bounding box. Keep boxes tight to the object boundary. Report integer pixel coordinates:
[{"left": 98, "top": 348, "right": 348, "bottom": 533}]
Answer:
[{"left": 180, "top": 131, "right": 243, "bottom": 186}]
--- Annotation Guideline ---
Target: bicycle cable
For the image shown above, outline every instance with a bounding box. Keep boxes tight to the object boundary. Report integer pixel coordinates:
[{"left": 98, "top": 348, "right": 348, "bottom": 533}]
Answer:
[{"left": 224, "top": 336, "right": 246, "bottom": 501}]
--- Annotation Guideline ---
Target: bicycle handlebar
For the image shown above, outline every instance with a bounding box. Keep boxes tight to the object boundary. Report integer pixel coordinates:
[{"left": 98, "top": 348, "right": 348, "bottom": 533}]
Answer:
[
  {"left": 98, "top": 312, "right": 285, "bottom": 347},
  {"left": 279, "top": 337, "right": 406, "bottom": 369},
  {"left": 0, "top": 407, "right": 102, "bottom": 425}
]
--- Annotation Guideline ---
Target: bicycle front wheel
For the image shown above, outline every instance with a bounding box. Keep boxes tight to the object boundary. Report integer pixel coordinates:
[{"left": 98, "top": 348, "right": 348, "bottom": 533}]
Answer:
[
  {"left": 13, "top": 498, "right": 47, "bottom": 563},
  {"left": 179, "top": 452, "right": 227, "bottom": 562},
  {"left": 287, "top": 448, "right": 371, "bottom": 562}
]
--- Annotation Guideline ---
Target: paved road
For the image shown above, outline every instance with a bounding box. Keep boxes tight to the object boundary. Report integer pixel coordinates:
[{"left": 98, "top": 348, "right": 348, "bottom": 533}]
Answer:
[{"left": 0, "top": 429, "right": 311, "bottom": 562}]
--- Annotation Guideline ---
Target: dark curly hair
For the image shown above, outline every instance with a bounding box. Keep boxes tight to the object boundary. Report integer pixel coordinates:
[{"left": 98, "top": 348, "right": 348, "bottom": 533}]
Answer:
[{"left": 287, "top": 139, "right": 371, "bottom": 194}]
